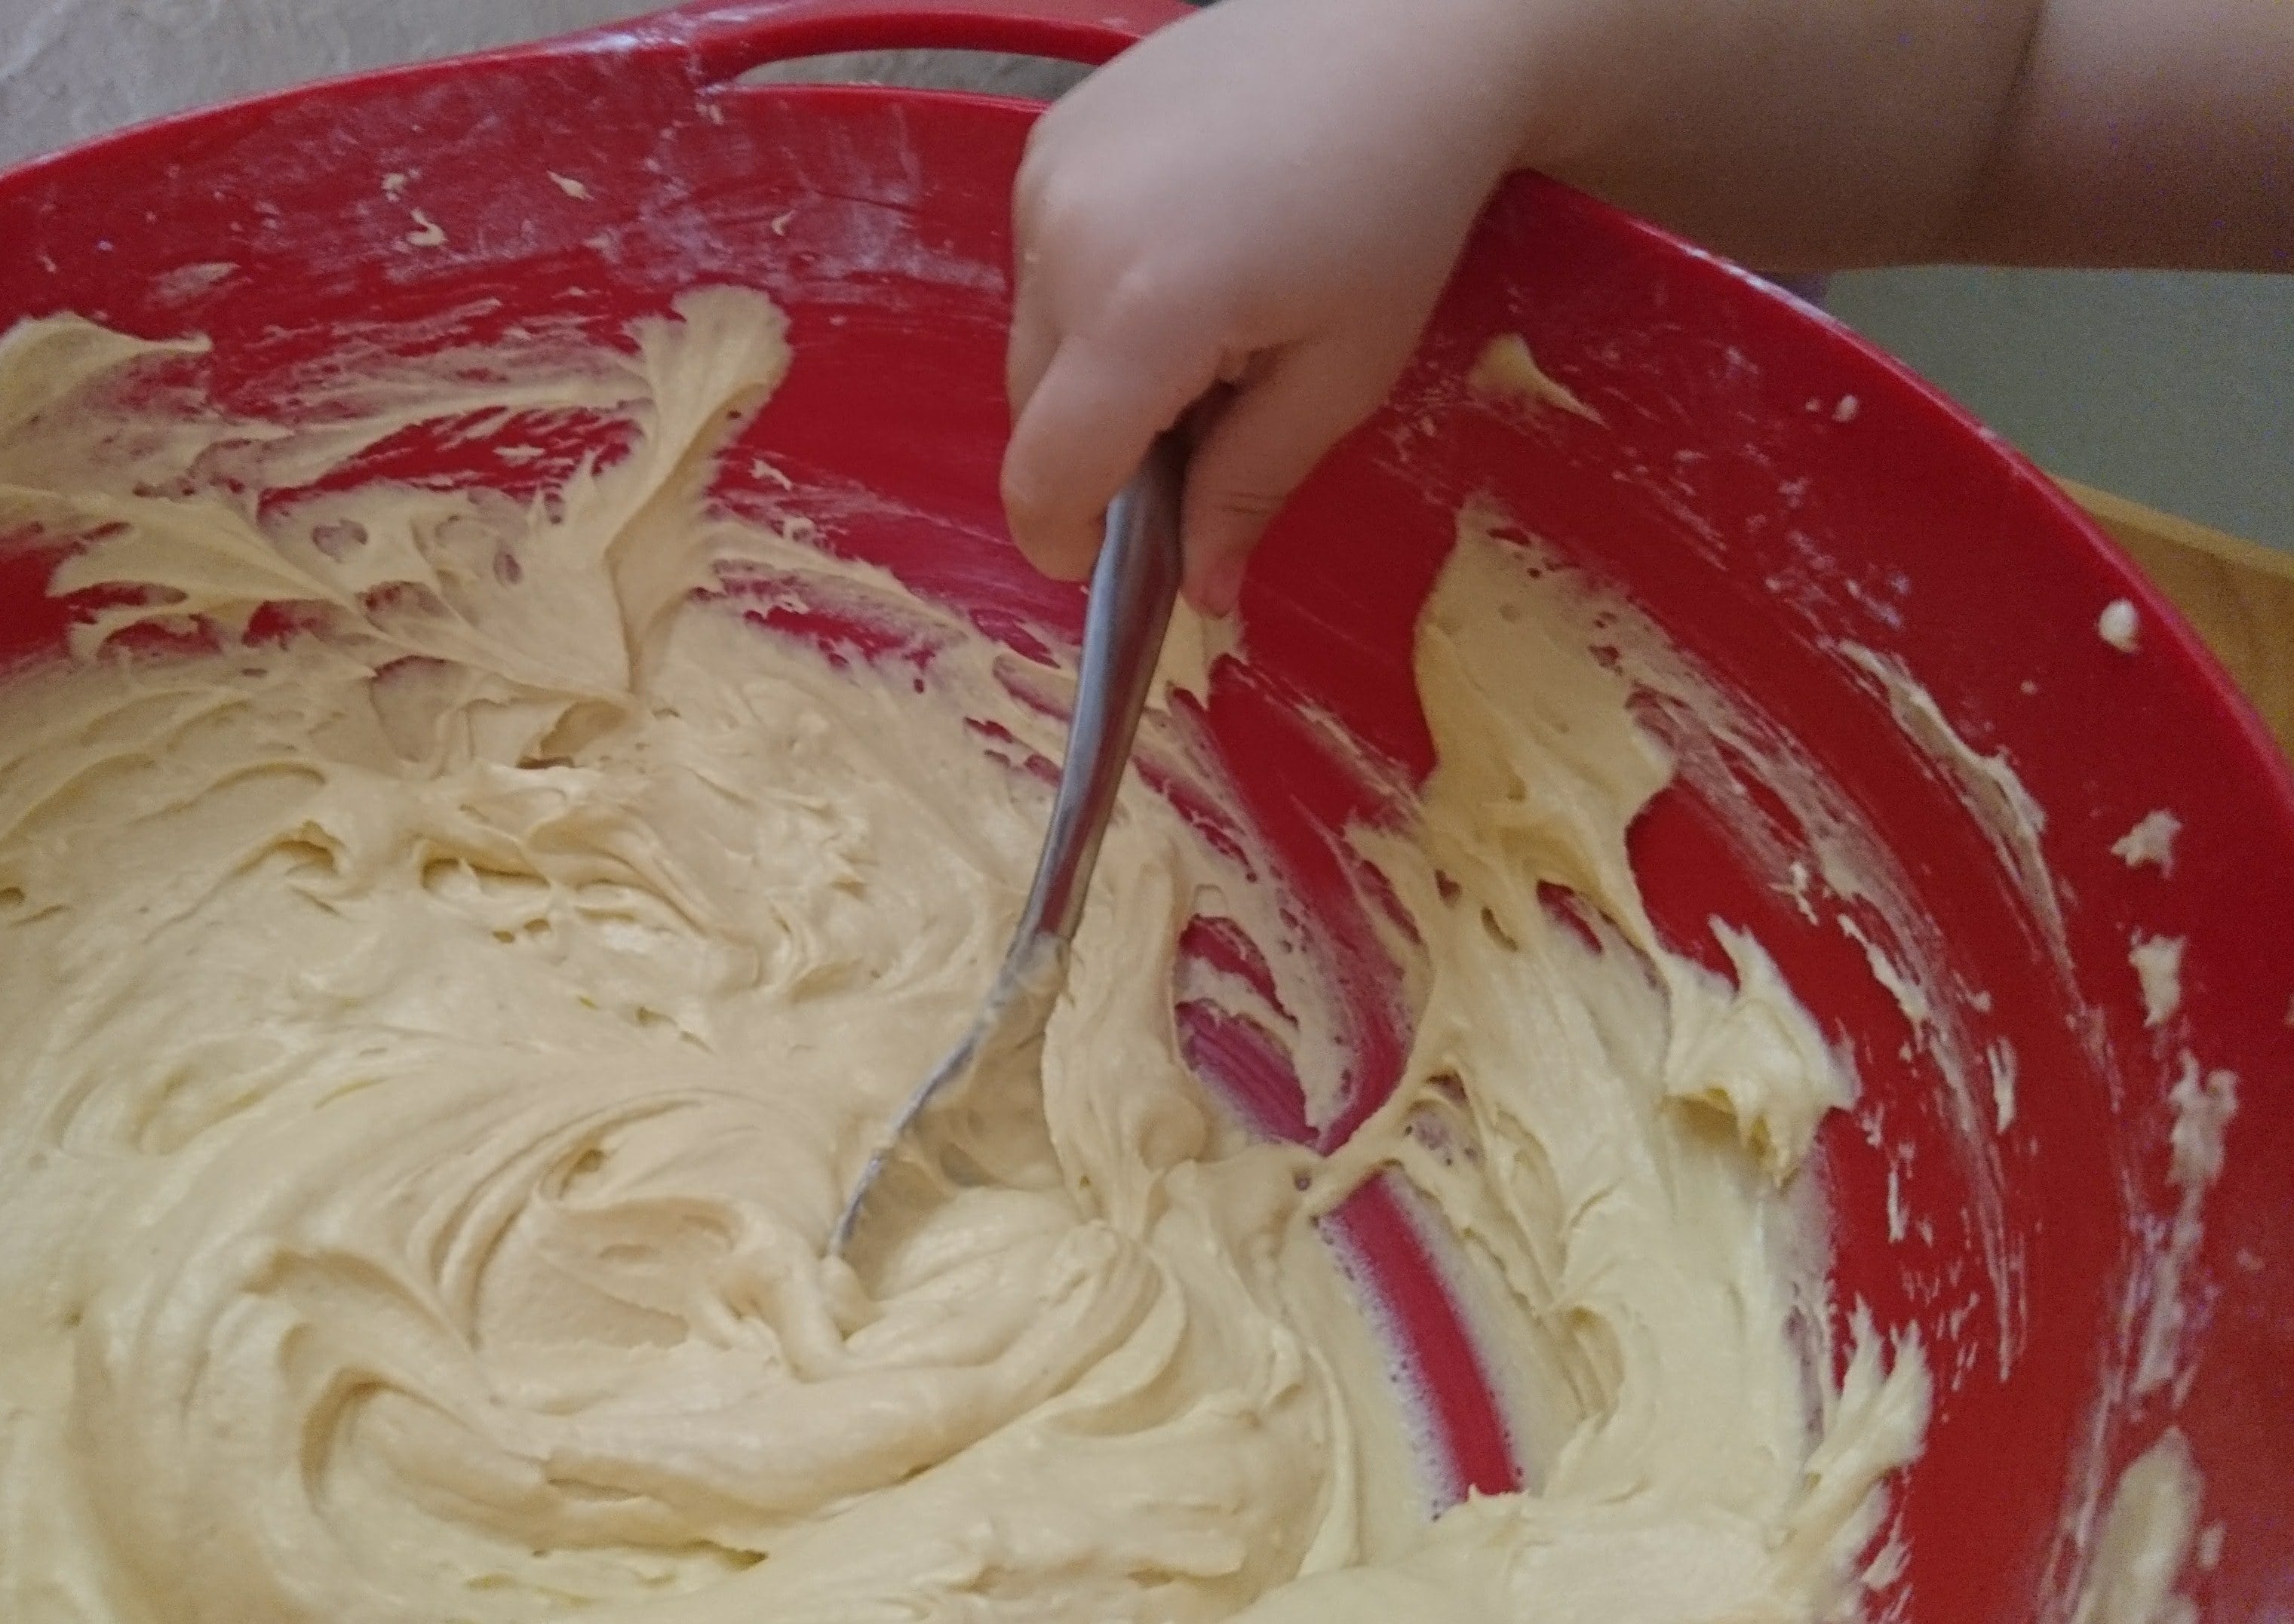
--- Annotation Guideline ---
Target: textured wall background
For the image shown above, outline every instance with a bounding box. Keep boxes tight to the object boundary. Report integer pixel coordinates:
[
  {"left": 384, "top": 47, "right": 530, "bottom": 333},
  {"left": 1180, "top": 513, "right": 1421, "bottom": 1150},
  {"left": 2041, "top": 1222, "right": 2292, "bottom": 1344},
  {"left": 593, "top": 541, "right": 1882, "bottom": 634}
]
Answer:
[
  {"left": 0, "top": 0, "right": 649, "bottom": 166},
  {"left": 1830, "top": 268, "right": 2292, "bottom": 551}
]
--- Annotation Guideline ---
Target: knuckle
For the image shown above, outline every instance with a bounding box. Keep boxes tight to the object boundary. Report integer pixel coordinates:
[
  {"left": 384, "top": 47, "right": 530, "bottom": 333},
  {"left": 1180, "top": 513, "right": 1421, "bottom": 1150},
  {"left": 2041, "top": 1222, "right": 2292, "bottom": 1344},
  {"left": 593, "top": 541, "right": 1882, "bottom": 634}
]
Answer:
[
  {"left": 1199, "top": 485, "right": 1288, "bottom": 525},
  {"left": 1095, "top": 258, "right": 1219, "bottom": 348},
  {"left": 1020, "top": 191, "right": 1216, "bottom": 313}
]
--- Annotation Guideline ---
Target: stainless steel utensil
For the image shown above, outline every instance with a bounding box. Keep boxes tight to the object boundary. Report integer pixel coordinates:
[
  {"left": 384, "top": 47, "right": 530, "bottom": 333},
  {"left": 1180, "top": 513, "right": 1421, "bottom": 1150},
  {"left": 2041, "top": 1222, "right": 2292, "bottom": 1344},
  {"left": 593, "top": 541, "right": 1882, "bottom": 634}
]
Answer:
[{"left": 830, "top": 435, "right": 1187, "bottom": 1257}]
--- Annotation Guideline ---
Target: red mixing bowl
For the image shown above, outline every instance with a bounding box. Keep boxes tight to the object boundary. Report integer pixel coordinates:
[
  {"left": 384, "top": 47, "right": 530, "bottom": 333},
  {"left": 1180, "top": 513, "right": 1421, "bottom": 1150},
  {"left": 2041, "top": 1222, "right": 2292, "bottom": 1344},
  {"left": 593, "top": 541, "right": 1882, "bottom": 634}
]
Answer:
[{"left": 2, "top": 1, "right": 2288, "bottom": 1615}]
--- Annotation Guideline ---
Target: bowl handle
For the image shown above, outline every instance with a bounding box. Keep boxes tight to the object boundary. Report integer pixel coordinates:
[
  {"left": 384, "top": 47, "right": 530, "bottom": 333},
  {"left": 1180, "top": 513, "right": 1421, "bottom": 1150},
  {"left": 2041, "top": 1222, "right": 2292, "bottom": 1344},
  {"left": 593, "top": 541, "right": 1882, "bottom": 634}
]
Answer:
[{"left": 575, "top": 0, "right": 1199, "bottom": 85}]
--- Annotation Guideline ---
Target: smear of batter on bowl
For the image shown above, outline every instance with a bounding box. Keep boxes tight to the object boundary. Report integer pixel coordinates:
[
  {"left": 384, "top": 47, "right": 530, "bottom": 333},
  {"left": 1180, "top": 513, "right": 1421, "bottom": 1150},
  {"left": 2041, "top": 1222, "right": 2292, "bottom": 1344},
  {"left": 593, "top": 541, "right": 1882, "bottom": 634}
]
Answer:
[
  {"left": 2132, "top": 1056, "right": 2239, "bottom": 1400},
  {"left": 0, "top": 292, "right": 1926, "bottom": 1622},
  {"left": 1838, "top": 913, "right": 1935, "bottom": 1030},
  {"left": 2096, "top": 599, "right": 2141, "bottom": 655},
  {"left": 2072, "top": 1429, "right": 2201, "bottom": 1624},
  {"left": 1987, "top": 1039, "right": 2018, "bottom": 1134},
  {"left": 2130, "top": 934, "right": 2187, "bottom": 1028},
  {"left": 2113, "top": 811, "right": 2181, "bottom": 874},
  {"left": 1467, "top": 332, "right": 1603, "bottom": 424},
  {"left": 1838, "top": 643, "right": 2063, "bottom": 969}
]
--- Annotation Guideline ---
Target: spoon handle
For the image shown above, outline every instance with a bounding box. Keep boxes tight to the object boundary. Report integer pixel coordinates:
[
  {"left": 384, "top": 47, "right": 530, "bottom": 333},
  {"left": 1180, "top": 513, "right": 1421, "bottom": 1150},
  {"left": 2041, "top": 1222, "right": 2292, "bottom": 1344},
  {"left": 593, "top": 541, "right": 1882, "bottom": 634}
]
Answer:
[
  {"left": 1010, "top": 432, "right": 1187, "bottom": 947},
  {"left": 826, "top": 439, "right": 1190, "bottom": 1259}
]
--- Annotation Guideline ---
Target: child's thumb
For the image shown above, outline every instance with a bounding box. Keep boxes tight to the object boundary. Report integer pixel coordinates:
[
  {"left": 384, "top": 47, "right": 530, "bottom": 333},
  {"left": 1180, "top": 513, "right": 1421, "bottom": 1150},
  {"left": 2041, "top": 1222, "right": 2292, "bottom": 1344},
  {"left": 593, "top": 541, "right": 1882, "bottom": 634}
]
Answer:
[{"left": 1180, "top": 339, "right": 1396, "bottom": 616}]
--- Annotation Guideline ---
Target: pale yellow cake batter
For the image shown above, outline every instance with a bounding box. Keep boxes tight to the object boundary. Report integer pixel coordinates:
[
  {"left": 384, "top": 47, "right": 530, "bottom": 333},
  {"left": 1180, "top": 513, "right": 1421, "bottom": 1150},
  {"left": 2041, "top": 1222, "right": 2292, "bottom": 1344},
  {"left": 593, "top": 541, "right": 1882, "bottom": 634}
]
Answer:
[{"left": 0, "top": 290, "right": 1926, "bottom": 1622}]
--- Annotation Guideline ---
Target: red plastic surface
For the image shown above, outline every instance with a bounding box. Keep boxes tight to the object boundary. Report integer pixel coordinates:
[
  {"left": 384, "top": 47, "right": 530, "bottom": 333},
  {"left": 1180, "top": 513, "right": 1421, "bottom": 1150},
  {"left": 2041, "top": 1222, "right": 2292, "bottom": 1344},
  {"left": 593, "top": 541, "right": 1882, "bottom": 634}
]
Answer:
[{"left": 2, "top": 2, "right": 2289, "bottom": 1616}]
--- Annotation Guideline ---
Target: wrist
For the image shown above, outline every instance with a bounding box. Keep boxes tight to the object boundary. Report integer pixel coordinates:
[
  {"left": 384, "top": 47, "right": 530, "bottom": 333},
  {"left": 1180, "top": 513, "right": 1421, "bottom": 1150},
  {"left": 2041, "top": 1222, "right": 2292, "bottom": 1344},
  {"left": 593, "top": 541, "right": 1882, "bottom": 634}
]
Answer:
[
  {"left": 1496, "top": 0, "right": 1650, "bottom": 178},
  {"left": 1230, "top": 0, "right": 1557, "bottom": 180}
]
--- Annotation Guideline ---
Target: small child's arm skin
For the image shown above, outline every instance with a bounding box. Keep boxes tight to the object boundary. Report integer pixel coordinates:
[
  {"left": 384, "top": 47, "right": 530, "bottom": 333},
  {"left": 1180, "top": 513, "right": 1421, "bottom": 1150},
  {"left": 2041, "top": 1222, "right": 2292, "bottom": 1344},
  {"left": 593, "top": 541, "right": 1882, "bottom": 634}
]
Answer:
[{"left": 1001, "top": 0, "right": 2292, "bottom": 610}]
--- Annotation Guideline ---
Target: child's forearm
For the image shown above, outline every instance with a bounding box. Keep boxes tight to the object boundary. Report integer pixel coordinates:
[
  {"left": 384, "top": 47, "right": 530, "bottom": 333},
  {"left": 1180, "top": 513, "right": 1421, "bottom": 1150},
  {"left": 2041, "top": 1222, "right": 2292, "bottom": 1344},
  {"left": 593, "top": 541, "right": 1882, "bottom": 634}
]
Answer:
[
  {"left": 1511, "top": 0, "right": 2292, "bottom": 272},
  {"left": 1945, "top": 0, "right": 2293, "bottom": 270},
  {"left": 999, "top": 0, "right": 2289, "bottom": 603}
]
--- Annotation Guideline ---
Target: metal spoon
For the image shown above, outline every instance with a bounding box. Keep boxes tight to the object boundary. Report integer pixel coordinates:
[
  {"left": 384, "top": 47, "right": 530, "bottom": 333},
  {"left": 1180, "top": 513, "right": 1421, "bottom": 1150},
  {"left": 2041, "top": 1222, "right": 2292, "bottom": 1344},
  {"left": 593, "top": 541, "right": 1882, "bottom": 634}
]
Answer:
[{"left": 831, "top": 435, "right": 1187, "bottom": 1257}]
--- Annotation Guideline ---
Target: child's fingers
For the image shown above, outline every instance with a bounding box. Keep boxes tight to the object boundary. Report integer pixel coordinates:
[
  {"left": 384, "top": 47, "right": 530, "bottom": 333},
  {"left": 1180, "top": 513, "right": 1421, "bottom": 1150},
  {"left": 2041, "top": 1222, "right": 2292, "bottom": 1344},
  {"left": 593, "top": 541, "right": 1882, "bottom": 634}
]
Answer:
[
  {"left": 1178, "top": 336, "right": 1399, "bottom": 616},
  {"left": 1000, "top": 330, "right": 1208, "bottom": 582},
  {"left": 1005, "top": 286, "right": 1057, "bottom": 425}
]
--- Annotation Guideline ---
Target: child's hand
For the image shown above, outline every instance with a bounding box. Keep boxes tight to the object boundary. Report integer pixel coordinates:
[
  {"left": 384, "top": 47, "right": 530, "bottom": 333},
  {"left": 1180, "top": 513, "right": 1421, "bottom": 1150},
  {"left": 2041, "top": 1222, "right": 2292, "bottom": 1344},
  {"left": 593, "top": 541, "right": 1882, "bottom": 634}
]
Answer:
[
  {"left": 1002, "top": 0, "right": 2290, "bottom": 610},
  {"left": 1000, "top": 0, "right": 1538, "bottom": 615}
]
